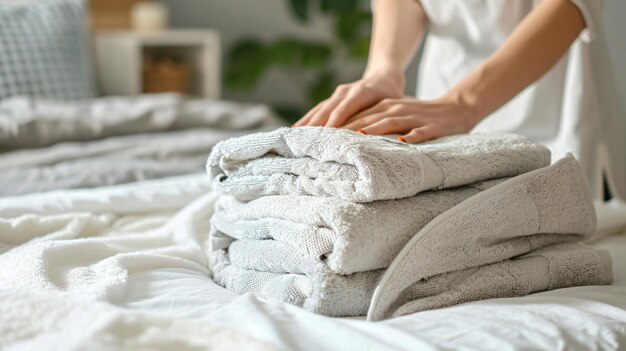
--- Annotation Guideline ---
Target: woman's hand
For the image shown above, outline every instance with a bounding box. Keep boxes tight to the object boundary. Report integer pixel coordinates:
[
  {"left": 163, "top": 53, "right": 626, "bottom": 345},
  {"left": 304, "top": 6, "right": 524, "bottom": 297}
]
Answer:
[
  {"left": 293, "top": 70, "right": 405, "bottom": 128},
  {"left": 294, "top": 0, "right": 426, "bottom": 128},
  {"left": 341, "top": 94, "right": 480, "bottom": 144}
]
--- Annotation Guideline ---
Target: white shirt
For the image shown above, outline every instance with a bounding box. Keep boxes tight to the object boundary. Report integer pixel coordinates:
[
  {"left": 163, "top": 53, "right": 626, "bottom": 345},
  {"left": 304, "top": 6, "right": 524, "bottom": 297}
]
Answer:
[{"left": 416, "top": 0, "right": 626, "bottom": 201}]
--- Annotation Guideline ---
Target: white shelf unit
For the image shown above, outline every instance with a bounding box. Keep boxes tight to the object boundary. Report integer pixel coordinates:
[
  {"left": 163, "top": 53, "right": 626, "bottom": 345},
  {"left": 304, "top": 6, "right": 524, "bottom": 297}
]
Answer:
[{"left": 94, "top": 29, "right": 221, "bottom": 99}]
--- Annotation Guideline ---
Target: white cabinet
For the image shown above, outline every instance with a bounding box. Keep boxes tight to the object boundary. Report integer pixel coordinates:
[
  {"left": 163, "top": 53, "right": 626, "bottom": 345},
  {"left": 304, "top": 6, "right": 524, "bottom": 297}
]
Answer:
[{"left": 94, "top": 29, "right": 221, "bottom": 99}]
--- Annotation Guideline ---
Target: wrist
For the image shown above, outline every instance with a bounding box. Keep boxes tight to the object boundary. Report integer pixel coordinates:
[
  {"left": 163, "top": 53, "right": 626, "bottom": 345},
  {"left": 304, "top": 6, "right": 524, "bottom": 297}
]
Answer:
[
  {"left": 439, "top": 88, "right": 486, "bottom": 131},
  {"left": 363, "top": 65, "right": 405, "bottom": 91},
  {"left": 442, "top": 62, "right": 502, "bottom": 130}
]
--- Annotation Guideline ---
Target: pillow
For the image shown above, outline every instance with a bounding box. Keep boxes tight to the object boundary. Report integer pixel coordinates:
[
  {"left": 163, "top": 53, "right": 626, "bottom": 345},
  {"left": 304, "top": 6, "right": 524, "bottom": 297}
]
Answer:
[{"left": 0, "top": 0, "right": 96, "bottom": 100}]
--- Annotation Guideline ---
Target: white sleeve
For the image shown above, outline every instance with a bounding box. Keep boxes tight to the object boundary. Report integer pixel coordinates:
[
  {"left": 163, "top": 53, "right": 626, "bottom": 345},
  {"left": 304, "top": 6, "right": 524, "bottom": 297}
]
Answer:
[{"left": 568, "top": 0, "right": 605, "bottom": 42}]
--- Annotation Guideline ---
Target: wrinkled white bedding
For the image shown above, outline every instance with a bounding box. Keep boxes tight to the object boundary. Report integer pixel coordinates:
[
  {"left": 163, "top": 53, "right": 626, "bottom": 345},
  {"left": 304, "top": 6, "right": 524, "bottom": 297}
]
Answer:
[
  {"left": 1, "top": 175, "right": 626, "bottom": 350},
  {"left": 0, "top": 94, "right": 278, "bottom": 196}
]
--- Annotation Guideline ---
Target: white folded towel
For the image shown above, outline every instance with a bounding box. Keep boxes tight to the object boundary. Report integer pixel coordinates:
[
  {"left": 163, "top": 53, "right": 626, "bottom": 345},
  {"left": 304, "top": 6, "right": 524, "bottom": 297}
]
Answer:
[
  {"left": 210, "top": 243, "right": 611, "bottom": 317},
  {"left": 207, "top": 127, "right": 550, "bottom": 202},
  {"left": 209, "top": 155, "right": 606, "bottom": 317},
  {"left": 211, "top": 179, "right": 501, "bottom": 275}
]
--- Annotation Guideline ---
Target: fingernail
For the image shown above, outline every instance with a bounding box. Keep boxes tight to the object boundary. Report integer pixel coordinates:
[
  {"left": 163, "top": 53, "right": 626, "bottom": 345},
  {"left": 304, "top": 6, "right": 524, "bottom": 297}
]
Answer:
[
  {"left": 397, "top": 136, "right": 406, "bottom": 143},
  {"left": 357, "top": 129, "right": 367, "bottom": 135}
]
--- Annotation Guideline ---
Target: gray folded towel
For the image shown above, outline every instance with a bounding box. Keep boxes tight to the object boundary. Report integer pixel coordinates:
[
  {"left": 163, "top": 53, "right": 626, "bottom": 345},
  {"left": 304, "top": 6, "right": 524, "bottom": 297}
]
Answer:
[
  {"left": 206, "top": 127, "right": 550, "bottom": 202},
  {"left": 209, "top": 155, "right": 606, "bottom": 317},
  {"left": 366, "top": 155, "right": 598, "bottom": 320},
  {"left": 210, "top": 243, "right": 611, "bottom": 317},
  {"left": 211, "top": 179, "right": 502, "bottom": 275},
  {"left": 384, "top": 243, "right": 613, "bottom": 319},
  {"left": 209, "top": 247, "right": 382, "bottom": 317}
]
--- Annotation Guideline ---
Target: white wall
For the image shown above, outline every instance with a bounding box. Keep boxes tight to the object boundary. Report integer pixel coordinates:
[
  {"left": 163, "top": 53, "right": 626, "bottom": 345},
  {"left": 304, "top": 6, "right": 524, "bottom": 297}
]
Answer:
[{"left": 163, "top": 0, "right": 624, "bottom": 113}]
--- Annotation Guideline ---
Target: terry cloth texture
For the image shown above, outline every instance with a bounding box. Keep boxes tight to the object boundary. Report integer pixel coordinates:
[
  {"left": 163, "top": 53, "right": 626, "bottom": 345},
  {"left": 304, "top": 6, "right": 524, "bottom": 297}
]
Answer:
[
  {"left": 210, "top": 243, "right": 611, "bottom": 317},
  {"left": 208, "top": 154, "right": 612, "bottom": 318},
  {"left": 366, "top": 155, "right": 604, "bottom": 320},
  {"left": 206, "top": 127, "right": 551, "bottom": 202},
  {"left": 210, "top": 179, "right": 502, "bottom": 275}
]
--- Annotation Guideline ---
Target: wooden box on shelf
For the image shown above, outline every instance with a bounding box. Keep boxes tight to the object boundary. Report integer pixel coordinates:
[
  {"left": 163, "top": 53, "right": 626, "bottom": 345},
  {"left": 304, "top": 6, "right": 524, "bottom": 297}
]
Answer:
[
  {"left": 142, "top": 56, "right": 191, "bottom": 94},
  {"left": 90, "top": 0, "right": 143, "bottom": 30},
  {"left": 94, "top": 30, "right": 221, "bottom": 99}
]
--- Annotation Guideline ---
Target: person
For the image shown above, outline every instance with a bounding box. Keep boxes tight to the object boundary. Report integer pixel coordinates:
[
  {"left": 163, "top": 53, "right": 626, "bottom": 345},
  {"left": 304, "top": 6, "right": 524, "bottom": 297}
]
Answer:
[{"left": 294, "top": 0, "right": 625, "bottom": 202}]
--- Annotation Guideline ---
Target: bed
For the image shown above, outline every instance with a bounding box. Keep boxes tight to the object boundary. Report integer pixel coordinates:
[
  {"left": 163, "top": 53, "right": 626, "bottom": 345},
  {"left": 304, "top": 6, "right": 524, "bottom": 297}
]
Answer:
[
  {"left": 1, "top": 172, "right": 626, "bottom": 350},
  {"left": 2, "top": 3, "right": 625, "bottom": 347}
]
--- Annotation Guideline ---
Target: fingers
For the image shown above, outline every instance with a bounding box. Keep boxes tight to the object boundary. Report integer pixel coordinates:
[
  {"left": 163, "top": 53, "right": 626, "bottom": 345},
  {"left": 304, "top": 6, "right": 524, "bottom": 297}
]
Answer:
[
  {"left": 343, "top": 98, "right": 391, "bottom": 126},
  {"left": 305, "top": 84, "right": 352, "bottom": 126},
  {"left": 324, "top": 89, "right": 372, "bottom": 128},
  {"left": 307, "top": 99, "right": 340, "bottom": 126},
  {"left": 342, "top": 101, "right": 407, "bottom": 131},
  {"left": 359, "top": 117, "right": 416, "bottom": 135},
  {"left": 297, "top": 84, "right": 384, "bottom": 128},
  {"left": 342, "top": 112, "right": 386, "bottom": 131},
  {"left": 341, "top": 101, "right": 394, "bottom": 130},
  {"left": 399, "top": 126, "right": 440, "bottom": 144}
]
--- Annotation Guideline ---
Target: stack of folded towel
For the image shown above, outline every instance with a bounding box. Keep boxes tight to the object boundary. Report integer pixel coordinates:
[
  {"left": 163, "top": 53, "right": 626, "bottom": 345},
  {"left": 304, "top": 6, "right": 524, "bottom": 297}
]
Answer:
[{"left": 206, "top": 127, "right": 613, "bottom": 320}]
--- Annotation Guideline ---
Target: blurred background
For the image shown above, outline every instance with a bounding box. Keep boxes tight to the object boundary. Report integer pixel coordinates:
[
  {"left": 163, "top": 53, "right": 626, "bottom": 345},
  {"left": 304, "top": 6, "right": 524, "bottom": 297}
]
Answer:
[{"left": 90, "top": 0, "right": 625, "bottom": 123}]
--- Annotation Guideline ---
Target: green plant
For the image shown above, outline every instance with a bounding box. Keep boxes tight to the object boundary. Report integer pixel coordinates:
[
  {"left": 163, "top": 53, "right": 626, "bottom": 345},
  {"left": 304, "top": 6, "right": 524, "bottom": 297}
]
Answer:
[{"left": 224, "top": 0, "right": 372, "bottom": 123}]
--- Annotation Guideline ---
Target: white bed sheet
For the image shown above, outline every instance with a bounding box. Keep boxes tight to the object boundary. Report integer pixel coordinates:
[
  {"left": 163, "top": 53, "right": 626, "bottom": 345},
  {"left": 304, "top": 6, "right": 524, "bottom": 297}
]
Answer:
[
  {"left": 2, "top": 175, "right": 626, "bottom": 350},
  {"left": 123, "top": 235, "right": 626, "bottom": 351}
]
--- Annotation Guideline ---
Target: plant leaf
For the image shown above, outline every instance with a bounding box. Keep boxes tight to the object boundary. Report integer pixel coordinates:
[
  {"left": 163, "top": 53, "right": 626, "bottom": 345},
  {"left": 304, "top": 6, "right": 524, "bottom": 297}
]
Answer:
[
  {"left": 227, "top": 39, "right": 264, "bottom": 63},
  {"left": 348, "top": 35, "right": 371, "bottom": 59},
  {"left": 266, "top": 39, "right": 331, "bottom": 70},
  {"left": 273, "top": 104, "right": 307, "bottom": 124},
  {"left": 335, "top": 10, "right": 372, "bottom": 44},
  {"left": 269, "top": 39, "right": 303, "bottom": 67},
  {"left": 225, "top": 39, "right": 269, "bottom": 90},
  {"left": 320, "top": 0, "right": 359, "bottom": 14},
  {"left": 288, "top": 0, "right": 309, "bottom": 22},
  {"left": 301, "top": 42, "right": 332, "bottom": 69}
]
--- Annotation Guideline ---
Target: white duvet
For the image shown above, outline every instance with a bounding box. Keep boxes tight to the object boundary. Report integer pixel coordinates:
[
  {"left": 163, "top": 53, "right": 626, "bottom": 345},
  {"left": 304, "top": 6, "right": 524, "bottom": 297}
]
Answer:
[{"left": 1, "top": 175, "right": 626, "bottom": 350}]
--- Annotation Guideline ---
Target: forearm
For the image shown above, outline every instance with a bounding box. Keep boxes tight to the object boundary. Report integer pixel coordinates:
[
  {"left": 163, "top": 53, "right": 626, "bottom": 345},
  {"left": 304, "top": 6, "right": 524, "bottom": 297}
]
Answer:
[
  {"left": 447, "top": 0, "right": 586, "bottom": 125},
  {"left": 364, "top": 0, "right": 427, "bottom": 82}
]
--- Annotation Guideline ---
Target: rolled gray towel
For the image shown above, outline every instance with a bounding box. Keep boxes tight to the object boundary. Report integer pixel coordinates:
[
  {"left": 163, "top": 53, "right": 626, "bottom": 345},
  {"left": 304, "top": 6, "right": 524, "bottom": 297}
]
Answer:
[{"left": 206, "top": 127, "right": 550, "bottom": 202}]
